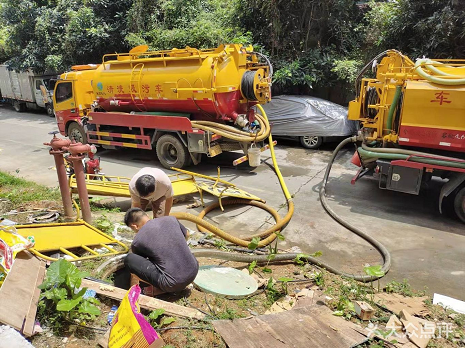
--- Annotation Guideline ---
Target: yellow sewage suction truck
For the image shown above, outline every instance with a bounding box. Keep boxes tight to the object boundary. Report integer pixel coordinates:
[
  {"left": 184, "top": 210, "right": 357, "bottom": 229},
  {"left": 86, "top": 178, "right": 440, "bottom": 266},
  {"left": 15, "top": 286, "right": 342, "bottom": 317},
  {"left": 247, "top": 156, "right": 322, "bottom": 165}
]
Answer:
[
  {"left": 345, "top": 50, "right": 465, "bottom": 222},
  {"left": 53, "top": 44, "right": 271, "bottom": 169}
]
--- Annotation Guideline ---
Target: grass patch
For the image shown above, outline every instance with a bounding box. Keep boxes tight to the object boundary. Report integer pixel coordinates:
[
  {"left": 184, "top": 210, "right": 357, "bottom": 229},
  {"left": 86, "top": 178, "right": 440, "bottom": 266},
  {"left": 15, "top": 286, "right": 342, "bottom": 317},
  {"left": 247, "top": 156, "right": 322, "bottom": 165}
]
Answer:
[{"left": 0, "top": 171, "right": 60, "bottom": 205}]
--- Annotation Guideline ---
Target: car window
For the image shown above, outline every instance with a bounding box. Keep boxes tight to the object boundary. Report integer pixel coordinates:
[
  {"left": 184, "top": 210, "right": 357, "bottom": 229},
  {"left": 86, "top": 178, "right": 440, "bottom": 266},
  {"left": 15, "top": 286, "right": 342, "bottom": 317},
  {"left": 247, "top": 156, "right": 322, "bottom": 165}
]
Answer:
[
  {"left": 35, "top": 79, "right": 42, "bottom": 90},
  {"left": 55, "top": 82, "right": 73, "bottom": 103}
]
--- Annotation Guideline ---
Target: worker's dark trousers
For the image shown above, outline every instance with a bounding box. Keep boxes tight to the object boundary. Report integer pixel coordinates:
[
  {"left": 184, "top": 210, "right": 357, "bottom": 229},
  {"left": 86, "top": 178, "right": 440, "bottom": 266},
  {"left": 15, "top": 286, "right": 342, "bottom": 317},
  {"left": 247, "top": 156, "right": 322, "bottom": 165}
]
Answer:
[{"left": 123, "top": 253, "right": 164, "bottom": 290}]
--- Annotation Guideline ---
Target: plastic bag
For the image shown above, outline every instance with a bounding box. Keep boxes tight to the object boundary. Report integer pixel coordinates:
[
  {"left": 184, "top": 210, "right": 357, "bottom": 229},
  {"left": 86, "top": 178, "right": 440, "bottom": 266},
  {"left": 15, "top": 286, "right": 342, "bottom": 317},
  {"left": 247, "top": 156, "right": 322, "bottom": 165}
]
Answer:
[
  {"left": 0, "top": 226, "right": 34, "bottom": 274},
  {"left": 109, "top": 285, "right": 164, "bottom": 348}
]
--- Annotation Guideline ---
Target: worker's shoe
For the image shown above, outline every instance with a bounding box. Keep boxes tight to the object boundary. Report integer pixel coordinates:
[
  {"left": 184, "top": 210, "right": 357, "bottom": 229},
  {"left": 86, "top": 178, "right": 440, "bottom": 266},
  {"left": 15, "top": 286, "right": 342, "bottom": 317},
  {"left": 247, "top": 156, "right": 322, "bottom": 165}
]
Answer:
[{"left": 141, "top": 285, "right": 158, "bottom": 297}]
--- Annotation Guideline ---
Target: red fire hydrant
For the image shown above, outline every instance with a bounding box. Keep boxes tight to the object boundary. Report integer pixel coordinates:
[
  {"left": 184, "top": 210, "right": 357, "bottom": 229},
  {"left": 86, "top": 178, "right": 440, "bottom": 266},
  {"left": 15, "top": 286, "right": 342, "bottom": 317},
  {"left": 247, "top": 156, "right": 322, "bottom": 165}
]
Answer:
[
  {"left": 63, "top": 142, "right": 93, "bottom": 223},
  {"left": 44, "top": 132, "right": 74, "bottom": 219}
]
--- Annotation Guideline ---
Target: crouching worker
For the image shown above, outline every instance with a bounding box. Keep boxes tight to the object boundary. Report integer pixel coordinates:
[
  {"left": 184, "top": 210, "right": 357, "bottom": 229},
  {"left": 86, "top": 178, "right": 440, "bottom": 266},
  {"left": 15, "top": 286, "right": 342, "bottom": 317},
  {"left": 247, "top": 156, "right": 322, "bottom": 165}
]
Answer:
[{"left": 123, "top": 208, "right": 199, "bottom": 296}]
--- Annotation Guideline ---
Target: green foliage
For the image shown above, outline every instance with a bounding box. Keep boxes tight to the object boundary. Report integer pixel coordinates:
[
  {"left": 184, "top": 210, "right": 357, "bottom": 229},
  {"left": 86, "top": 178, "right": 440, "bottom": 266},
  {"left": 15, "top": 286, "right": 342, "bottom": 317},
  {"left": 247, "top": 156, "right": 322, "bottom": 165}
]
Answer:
[
  {"left": 364, "top": 0, "right": 465, "bottom": 58},
  {"left": 0, "top": 171, "right": 60, "bottom": 204},
  {"left": 126, "top": 0, "right": 247, "bottom": 51},
  {"left": 384, "top": 279, "right": 426, "bottom": 297},
  {"left": 0, "top": 0, "right": 132, "bottom": 72},
  {"left": 148, "top": 308, "right": 176, "bottom": 328},
  {"left": 37, "top": 259, "right": 101, "bottom": 331},
  {"left": 1, "top": 0, "right": 464, "bottom": 102},
  {"left": 94, "top": 214, "right": 114, "bottom": 234},
  {"left": 248, "top": 260, "right": 257, "bottom": 274},
  {"left": 332, "top": 59, "right": 363, "bottom": 84},
  {"left": 216, "top": 307, "right": 241, "bottom": 320},
  {"left": 294, "top": 251, "right": 322, "bottom": 265},
  {"left": 247, "top": 237, "right": 260, "bottom": 250},
  {"left": 265, "top": 276, "right": 292, "bottom": 305},
  {"left": 364, "top": 265, "right": 385, "bottom": 278},
  {"left": 213, "top": 238, "right": 228, "bottom": 251},
  {"left": 314, "top": 272, "right": 325, "bottom": 287}
]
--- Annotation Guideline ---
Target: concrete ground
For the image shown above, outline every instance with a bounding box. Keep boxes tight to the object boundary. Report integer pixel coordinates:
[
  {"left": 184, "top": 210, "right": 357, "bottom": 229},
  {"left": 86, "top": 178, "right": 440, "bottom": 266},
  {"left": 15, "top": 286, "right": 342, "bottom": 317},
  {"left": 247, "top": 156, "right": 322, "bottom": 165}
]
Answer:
[{"left": 1, "top": 105, "right": 464, "bottom": 300}]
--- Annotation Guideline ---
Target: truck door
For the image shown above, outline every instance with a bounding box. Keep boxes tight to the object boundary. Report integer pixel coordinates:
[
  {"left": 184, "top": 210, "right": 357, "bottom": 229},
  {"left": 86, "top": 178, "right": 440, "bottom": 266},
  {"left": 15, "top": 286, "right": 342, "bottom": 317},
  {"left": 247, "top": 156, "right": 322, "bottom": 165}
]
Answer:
[
  {"left": 34, "top": 79, "right": 46, "bottom": 108},
  {"left": 54, "top": 81, "right": 77, "bottom": 134}
]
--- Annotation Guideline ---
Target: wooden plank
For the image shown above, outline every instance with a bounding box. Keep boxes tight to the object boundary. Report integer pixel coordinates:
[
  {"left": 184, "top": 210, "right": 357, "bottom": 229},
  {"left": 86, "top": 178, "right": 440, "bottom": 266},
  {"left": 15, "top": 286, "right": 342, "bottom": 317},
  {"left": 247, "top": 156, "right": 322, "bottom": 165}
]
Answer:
[
  {"left": 23, "top": 259, "right": 46, "bottom": 336},
  {"left": 81, "top": 279, "right": 206, "bottom": 321},
  {"left": 0, "top": 251, "right": 46, "bottom": 336},
  {"left": 97, "top": 328, "right": 111, "bottom": 348},
  {"left": 213, "top": 304, "right": 366, "bottom": 348}
]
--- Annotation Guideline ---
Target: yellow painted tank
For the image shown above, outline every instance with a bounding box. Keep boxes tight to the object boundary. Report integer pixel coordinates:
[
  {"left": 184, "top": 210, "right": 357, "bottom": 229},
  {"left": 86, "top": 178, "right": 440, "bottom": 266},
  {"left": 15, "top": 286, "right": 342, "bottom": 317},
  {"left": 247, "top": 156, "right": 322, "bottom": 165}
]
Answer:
[
  {"left": 89, "top": 44, "right": 271, "bottom": 123},
  {"left": 348, "top": 50, "right": 465, "bottom": 153}
]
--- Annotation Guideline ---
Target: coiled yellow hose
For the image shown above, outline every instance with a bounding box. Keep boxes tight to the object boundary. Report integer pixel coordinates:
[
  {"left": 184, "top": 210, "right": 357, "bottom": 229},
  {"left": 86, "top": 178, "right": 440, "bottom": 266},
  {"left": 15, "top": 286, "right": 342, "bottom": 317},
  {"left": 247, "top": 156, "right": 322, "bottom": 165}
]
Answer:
[
  {"left": 171, "top": 105, "right": 294, "bottom": 247},
  {"left": 190, "top": 113, "right": 271, "bottom": 142}
]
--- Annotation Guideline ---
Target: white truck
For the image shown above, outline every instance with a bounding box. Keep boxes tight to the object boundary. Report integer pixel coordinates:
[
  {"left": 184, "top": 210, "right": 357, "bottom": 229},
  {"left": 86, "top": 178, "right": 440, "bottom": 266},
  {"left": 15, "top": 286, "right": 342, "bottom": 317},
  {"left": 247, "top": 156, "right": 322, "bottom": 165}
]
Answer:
[{"left": 0, "top": 65, "right": 56, "bottom": 116}]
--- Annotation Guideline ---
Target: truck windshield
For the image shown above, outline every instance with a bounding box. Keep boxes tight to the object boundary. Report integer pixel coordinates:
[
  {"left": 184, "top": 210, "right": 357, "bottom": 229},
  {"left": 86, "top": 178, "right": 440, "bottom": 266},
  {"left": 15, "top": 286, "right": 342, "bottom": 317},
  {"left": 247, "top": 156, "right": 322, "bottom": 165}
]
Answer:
[{"left": 55, "top": 82, "right": 73, "bottom": 103}]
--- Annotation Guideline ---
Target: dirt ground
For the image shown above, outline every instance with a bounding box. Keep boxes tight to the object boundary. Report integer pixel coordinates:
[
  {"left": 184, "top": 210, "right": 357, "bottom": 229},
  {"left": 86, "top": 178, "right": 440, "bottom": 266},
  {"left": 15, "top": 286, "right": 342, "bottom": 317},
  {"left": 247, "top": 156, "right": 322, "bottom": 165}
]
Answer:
[{"left": 1, "top": 188, "right": 464, "bottom": 347}]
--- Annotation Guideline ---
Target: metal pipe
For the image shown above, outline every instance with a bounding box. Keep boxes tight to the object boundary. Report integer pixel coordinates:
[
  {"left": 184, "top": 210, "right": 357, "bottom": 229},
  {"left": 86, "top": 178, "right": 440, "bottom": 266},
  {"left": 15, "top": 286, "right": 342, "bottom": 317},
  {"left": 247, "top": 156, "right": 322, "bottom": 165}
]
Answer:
[
  {"left": 72, "top": 157, "right": 92, "bottom": 223},
  {"left": 52, "top": 152, "right": 74, "bottom": 218}
]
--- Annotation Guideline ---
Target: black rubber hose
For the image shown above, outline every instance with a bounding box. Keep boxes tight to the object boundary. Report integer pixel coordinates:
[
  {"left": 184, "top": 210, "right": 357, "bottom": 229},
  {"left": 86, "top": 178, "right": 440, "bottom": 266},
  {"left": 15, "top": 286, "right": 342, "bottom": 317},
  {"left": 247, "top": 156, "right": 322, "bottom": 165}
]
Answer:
[
  {"left": 98, "top": 250, "right": 353, "bottom": 280},
  {"left": 319, "top": 136, "right": 392, "bottom": 281},
  {"left": 241, "top": 70, "right": 257, "bottom": 101}
]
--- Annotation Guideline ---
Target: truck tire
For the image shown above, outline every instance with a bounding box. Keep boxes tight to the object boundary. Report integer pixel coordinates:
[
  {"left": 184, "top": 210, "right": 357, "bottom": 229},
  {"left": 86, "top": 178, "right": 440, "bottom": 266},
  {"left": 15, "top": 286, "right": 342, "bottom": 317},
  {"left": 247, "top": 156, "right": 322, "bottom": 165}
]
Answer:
[
  {"left": 67, "top": 122, "right": 87, "bottom": 144},
  {"left": 156, "top": 134, "right": 190, "bottom": 169},
  {"left": 453, "top": 186, "right": 465, "bottom": 223},
  {"left": 46, "top": 103, "right": 54, "bottom": 117},
  {"left": 13, "top": 100, "right": 26, "bottom": 112}
]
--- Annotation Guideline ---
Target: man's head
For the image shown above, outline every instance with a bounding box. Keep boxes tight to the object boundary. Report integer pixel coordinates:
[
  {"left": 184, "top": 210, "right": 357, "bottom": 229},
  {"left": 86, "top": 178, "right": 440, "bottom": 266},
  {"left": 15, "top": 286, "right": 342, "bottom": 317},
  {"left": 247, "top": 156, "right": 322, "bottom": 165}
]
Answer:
[
  {"left": 135, "top": 174, "right": 156, "bottom": 198},
  {"left": 124, "top": 208, "right": 150, "bottom": 232}
]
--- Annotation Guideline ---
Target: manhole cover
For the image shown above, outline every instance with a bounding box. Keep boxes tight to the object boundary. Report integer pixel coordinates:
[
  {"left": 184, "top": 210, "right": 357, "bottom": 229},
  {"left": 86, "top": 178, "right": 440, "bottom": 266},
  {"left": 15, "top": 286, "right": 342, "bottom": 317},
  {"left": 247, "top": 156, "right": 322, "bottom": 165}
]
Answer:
[{"left": 194, "top": 265, "right": 258, "bottom": 298}]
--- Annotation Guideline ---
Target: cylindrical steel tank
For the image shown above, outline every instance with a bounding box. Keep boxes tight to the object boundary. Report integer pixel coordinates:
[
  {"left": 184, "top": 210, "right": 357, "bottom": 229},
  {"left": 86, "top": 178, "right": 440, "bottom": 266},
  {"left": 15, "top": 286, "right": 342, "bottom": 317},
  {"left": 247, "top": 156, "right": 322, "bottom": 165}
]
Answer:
[{"left": 91, "top": 44, "right": 271, "bottom": 122}]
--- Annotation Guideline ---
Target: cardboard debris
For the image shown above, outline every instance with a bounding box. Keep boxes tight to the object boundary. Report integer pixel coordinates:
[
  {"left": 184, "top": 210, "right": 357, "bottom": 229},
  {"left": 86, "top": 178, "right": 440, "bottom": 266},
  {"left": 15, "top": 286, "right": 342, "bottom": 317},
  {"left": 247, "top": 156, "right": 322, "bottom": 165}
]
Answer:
[
  {"left": 354, "top": 301, "right": 375, "bottom": 321},
  {"left": 385, "top": 315, "right": 410, "bottom": 344},
  {"left": 241, "top": 269, "right": 266, "bottom": 288},
  {"left": 295, "top": 288, "right": 314, "bottom": 299},
  {"left": 265, "top": 295, "right": 296, "bottom": 314},
  {"left": 374, "top": 293, "right": 429, "bottom": 317},
  {"left": 399, "top": 309, "right": 433, "bottom": 348},
  {"left": 264, "top": 287, "right": 317, "bottom": 314}
]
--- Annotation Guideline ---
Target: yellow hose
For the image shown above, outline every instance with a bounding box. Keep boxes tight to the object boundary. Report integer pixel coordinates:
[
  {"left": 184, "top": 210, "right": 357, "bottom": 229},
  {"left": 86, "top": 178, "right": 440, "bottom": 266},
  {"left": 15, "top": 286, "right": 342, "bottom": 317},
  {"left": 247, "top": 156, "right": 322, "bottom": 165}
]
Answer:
[
  {"left": 190, "top": 113, "right": 271, "bottom": 142},
  {"left": 171, "top": 105, "right": 294, "bottom": 247},
  {"left": 415, "top": 59, "right": 465, "bottom": 85}
]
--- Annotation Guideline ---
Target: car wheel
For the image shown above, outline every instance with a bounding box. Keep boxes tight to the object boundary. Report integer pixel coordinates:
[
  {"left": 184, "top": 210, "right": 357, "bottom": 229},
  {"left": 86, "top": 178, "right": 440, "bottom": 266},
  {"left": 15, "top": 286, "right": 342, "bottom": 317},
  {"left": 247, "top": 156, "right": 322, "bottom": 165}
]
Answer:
[
  {"left": 156, "top": 134, "right": 190, "bottom": 169},
  {"left": 299, "top": 136, "right": 323, "bottom": 149},
  {"left": 68, "top": 122, "right": 87, "bottom": 144},
  {"left": 453, "top": 186, "right": 465, "bottom": 223}
]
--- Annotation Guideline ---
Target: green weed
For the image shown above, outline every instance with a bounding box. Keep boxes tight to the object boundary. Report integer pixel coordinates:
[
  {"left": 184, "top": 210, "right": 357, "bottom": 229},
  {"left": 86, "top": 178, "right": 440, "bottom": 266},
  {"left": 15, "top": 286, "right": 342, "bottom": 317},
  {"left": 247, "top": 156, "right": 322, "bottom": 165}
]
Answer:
[
  {"left": 385, "top": 279, "right": 426, "bottom": 297},
  {"left": 0, "top": 171, "right": 60, "bottom": 204},
  {"left": 93, "top": 214, "right": 114, "bottom": 234},
  {"left": 37, "top": 259, "right": 101, "bottom": 332}
]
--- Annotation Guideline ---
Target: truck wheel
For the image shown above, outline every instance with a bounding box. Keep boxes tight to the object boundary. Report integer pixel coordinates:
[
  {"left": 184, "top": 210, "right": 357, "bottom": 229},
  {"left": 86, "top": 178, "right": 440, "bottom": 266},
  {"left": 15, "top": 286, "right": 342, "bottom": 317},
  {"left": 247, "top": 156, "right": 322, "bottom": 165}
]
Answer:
[
  {"left": 156, "top": 134, "right": 190, "bottom": 169},
  {"left": 46, "top": 103, "right": 54, "bottom": 117},
  {"left": 68, "top": 122, "right": 87, "bottom": 144},
  {"left": 13, "top": 100, "right": 26, "bottom": 112},
  {"left": 300, "top": 136, "right": 323, "bottom": 149},
  {"left": 453, "top": 186, "right": 465, "bottom": 223}
]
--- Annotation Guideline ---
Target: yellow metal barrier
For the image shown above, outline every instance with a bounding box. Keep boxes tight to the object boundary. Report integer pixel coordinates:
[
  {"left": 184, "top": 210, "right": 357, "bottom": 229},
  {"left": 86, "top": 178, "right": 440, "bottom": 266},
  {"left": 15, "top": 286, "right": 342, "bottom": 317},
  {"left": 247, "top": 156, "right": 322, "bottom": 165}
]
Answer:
[
  {"left": 68, "top": 169, "right": 264, "bottom": 210},
  {"left": 15, "top": 220, "right": 129, "bottom": 262},
  {"left": 69, "top": 172, "right": 200, "bottom": 198}
]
